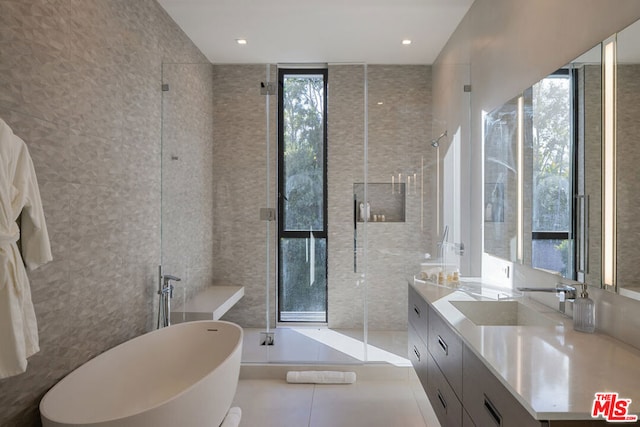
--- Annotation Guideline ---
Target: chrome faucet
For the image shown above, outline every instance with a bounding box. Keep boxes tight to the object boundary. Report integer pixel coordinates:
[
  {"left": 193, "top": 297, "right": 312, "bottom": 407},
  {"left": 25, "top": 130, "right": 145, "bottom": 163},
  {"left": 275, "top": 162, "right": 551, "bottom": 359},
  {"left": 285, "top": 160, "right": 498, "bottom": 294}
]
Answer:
[
  {"left": 157, "top": 273, "right": 181, "bottom": 328},
  {"left": 517, "top": 283, "right": 577, "bottom": 314}
]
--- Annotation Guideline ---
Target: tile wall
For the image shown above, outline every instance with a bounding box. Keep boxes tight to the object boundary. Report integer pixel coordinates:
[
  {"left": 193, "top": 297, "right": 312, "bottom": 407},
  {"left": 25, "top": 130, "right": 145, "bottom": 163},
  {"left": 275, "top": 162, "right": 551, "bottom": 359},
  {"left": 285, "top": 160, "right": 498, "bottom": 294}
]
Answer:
[
  {"left": 210, "top": 64, "right": 278, "bottom": 328},
  {"left": 0, "top": 1, "right": 212, "bottom": 425},
  {"left": 1, "top": 2, "right": 436, "bottom": 423},
  {"left": 213, "top": 64, "right": 434, "bottom": 331},
  {"left": 615, "top": 64, "right": 640, "bottom": 291},
  {"left": 328, "top": 65, "right": 434, "bottom": 330},
  {"left": 161, "top": 62, "right": 215, "bottom": 302}
]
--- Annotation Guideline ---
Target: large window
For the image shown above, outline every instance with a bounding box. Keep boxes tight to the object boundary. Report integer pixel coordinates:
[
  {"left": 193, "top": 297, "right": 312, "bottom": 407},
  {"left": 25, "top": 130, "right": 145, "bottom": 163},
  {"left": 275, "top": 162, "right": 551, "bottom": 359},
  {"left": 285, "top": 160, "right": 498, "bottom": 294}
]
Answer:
[
  {"left": 277, "top": 69, "right": 328, "bottom": 323},
  {"left": 530, "top": 70, "right": 575, "bottom": 278}
]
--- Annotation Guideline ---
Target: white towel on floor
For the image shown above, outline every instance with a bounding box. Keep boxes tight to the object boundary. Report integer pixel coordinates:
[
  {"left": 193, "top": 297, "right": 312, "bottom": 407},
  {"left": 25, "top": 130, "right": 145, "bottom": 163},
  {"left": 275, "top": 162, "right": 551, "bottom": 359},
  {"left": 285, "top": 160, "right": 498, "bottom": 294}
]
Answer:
[
  {"left": 220, "top": 407, "right": 241, "bottom": 427},
  {"left": 286, "top": 370, "right": 356, "bottom": 384}
]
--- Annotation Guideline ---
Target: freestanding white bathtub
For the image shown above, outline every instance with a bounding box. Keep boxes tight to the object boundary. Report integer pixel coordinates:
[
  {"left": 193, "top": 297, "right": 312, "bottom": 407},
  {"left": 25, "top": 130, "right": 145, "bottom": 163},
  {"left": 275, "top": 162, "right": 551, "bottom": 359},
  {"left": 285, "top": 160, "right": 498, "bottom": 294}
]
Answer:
[{"left": 40, "top": 321, "right": 243, "bottom": 427}]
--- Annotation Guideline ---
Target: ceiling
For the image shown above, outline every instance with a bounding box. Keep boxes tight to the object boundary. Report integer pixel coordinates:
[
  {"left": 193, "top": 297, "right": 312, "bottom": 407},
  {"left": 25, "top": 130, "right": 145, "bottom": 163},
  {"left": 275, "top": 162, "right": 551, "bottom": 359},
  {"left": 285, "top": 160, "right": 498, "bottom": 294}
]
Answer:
[{"left": 156, "top": 0, "right": 475, "bottom": 65}]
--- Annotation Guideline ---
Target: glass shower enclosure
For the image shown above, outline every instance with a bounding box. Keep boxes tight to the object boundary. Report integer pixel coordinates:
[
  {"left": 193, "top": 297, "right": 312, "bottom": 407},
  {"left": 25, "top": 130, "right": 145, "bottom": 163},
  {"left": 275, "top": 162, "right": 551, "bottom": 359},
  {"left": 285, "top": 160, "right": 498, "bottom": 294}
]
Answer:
[{"left": 160, "top": 62, "right": 435, "bottom": 365}]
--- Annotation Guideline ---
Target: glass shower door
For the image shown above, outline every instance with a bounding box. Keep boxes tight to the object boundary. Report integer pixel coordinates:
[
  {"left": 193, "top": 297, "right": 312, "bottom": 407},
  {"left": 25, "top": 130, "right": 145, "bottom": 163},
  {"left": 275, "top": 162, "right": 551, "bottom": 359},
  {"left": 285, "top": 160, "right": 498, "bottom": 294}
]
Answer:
[
  {"left": 361, "top": 65, "right": 434, "bottom": 364},
  {"left": 160, "top": 62, "right": 432, "bottom": 367},
  {"left": 160, "top": 62, "right": 215, "bottom": 318}
]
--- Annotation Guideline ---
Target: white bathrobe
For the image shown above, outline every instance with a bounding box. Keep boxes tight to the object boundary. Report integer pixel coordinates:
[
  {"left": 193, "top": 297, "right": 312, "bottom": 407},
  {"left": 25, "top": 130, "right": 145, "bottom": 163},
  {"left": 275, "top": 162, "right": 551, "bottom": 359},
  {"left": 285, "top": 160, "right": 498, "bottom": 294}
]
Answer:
[{"left": 0, "top": 118, "right": 52, "bottom": 379}]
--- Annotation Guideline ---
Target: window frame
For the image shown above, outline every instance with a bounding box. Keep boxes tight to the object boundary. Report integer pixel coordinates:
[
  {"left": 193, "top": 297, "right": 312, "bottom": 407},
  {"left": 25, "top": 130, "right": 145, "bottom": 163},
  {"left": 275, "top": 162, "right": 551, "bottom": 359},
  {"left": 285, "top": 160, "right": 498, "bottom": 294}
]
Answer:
[{"left": 277, "top": 67, "right": 329, "bottom": 324}]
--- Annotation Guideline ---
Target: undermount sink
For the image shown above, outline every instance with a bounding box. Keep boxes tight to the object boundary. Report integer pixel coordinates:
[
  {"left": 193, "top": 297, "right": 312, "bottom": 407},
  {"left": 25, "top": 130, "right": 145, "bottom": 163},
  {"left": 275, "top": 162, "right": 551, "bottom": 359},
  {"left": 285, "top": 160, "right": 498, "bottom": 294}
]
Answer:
[{"left": 450, "top": 300, "right": 561, "bottom": 327}]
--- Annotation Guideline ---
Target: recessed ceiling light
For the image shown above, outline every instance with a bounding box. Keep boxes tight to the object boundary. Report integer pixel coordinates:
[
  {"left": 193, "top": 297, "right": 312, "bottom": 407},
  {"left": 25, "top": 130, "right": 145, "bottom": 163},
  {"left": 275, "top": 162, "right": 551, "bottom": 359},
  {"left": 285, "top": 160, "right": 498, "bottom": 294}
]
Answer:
[
  {"left": 236, "top": 39, "right": 248, "bottom": 45},
  {"left": 377, "top": 102, "right": 384, "bottom": 105},
  {"left": 402, "top": 39, "right": 412, "bottom": 45}
]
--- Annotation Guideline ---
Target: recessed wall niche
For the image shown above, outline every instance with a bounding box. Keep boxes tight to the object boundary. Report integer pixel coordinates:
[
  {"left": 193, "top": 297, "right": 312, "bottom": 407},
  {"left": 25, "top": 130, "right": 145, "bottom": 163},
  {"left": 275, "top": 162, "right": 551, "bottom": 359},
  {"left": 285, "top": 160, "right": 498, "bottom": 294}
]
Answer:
[{"left": 354, "top": 183, "right": 406, "bottom": 223}]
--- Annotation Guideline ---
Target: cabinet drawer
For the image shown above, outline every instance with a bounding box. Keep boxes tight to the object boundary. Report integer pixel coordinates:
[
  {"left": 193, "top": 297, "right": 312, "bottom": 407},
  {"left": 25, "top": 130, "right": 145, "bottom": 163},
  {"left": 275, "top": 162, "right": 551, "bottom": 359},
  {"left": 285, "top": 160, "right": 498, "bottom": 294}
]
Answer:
[
  {"left": 463, "top": 346, "right": 543, "bottom": 427},
  {"left": 408, "top": 284, "right": 429, "bottom": 342},
  {"left": 427, "top": 353, "right": 462, "bottom": 427},
  {"left": 463, "top": 409, "right": 476, "bottom": 427},
  {"left": 408, "top": 323, "right": 428, "bottom": 389},
  {"left": 428, "top": 308, "right": 463, "bottom": 398}
]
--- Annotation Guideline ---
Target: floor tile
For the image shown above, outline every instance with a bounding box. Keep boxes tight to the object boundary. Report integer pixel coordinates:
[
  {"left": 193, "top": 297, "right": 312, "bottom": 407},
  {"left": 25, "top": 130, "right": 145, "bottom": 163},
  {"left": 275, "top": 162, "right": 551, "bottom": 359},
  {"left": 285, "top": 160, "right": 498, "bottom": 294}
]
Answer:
[
  {"left": 309, "top": 380, "right": 428, "bottom": 427},
  {"left": 232, "top": 379, "right": 314, "bottom": 427},
  {"left": 409, "top": 370, "right": 441, "bottom": 426},
  {"left": 233, "top": 327, "right": 437, "bottom": 426},
  {"left": 231, "top": 377, "right": 438, "bottom": 427}
]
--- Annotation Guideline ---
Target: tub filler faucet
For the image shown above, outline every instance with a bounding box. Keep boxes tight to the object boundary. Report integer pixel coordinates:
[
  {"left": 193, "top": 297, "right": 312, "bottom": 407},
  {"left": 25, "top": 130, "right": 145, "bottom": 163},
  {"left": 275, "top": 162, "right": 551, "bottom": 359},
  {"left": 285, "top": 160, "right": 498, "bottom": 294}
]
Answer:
[
  {"left": 517, "top": 283, "right": 577, "bottom": 314},
  {"left": 157, "top": 271, "right": 181, "bottom": 328}
]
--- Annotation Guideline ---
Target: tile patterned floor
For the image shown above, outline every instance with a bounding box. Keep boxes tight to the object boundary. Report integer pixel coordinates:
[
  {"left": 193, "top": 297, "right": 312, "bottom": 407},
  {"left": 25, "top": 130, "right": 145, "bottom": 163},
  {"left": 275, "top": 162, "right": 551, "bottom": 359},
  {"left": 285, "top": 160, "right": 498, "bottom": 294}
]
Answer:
[
  {"left": 231, "top": 374, "right": 440, "bottom": 427},
  {"left": 233, "top": 327, "right": 440, "bottom": 426}
]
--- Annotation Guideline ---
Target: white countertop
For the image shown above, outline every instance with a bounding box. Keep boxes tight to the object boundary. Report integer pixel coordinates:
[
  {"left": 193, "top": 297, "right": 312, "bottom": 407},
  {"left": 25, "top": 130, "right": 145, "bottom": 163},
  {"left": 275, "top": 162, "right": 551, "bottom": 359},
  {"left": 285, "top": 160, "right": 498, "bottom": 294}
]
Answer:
[{"left": 411, "top": 279, "right": 640, "bottom": 420}]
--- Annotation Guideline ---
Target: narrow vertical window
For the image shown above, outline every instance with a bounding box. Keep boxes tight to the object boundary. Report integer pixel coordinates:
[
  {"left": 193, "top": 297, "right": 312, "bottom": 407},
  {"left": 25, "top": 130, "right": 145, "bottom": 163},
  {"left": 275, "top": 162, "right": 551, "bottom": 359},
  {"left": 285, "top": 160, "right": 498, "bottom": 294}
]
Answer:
[{"left": 278, "top": 69, "right": 328, "bottom": 323}]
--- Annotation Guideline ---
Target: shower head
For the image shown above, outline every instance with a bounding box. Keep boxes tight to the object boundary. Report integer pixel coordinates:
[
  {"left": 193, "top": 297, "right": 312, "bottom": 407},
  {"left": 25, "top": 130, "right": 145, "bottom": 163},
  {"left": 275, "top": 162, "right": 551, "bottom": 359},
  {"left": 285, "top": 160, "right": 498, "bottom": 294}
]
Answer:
[{"left": 430, "top": 130, "right": 447, "bottom": 148}]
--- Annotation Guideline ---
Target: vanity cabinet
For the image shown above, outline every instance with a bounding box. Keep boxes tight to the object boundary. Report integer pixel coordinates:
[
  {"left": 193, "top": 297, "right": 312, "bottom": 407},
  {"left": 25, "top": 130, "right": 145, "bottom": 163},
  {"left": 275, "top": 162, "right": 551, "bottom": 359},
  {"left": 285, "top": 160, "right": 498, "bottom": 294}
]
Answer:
[
  {"left": 408, "top": 285, "right": 429, "bottom": 389},
  {"left": 462, "top": 409, "right": 475, "bottom": 427},
  {"left": 408, "top": 284, "right": 541, "bottom": 427},
  {"left": 462, "top": 346, "right": 542, "bottom": 427},
  {"left": 408, "top": 322, "right": 428, "bottom": 389},
  {"left": 409, "top": 284, "right": 463, "bottom": 427},
  {"left": 408, "top": 284, "right": 428, "bottom": 334},
  {"left": 428, "top": 308, "right": 463, "bottom": 398},
  {"left": 409, "top": 283, "right": 626, "bottom": 426},
  {"left": 426, "top": 349, "right": 463, "bottom": 426}
]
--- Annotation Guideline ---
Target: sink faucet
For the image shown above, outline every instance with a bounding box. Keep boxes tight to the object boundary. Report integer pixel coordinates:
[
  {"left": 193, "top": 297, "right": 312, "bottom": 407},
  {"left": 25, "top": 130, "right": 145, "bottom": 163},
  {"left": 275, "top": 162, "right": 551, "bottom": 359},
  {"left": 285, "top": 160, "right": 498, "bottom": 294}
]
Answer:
[{"left": 516, "top": 283, "right": 577, "bottom": 314}]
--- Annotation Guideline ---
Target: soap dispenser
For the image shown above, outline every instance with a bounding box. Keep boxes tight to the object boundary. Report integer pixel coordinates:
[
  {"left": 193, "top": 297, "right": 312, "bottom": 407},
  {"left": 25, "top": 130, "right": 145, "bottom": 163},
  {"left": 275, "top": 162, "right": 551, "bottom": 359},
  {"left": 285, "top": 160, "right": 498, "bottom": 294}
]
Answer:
[{"left": 573, "top": 283, "right": 595, "bottom": 333}]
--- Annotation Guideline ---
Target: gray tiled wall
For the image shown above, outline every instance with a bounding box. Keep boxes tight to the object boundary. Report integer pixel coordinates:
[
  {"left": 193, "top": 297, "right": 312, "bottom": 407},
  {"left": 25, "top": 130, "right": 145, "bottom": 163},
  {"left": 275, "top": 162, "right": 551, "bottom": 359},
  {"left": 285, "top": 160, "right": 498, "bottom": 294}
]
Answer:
[
  {"left": 212, "top": 64, "right": 433, "bottom": 331},
  {"left": 1, "top": 3, "right": 434, "bottom": 422},
  {"left": 161, "top": 62, "right": 215, "bottom": 302},
  {"left": 0, "top": 1, "right": 211, "bottom": 425},
  {"left": 210, "top": 64, "right": 278, "bottom": 328},
  {"left": 329, "top": 65, "right": 433, "bottom": 330},
  {"left": 326, "top": 65, "right": 367, "bottom": 328},
  {"left": 616, "top": 64, "right": 640, "bottom": 290}
]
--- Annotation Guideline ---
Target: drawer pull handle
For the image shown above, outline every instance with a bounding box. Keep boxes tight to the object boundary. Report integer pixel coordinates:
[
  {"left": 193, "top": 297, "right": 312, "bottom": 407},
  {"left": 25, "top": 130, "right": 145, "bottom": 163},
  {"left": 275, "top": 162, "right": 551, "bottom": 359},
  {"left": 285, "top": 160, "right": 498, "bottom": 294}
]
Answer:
[
  {"left": 437, "top": 335, "right": 448, "bottom": 355},
  {"left": 414, "top": 305, "right": 421, "bottom": 317},
  {"left": 413, "top": 346, "right": 421, "bottom": 361},
  {"left": 437, "top": 389, "right": 447, "bottom": 412},
  {"left": 484, "top": 395, "right": 502, "bottom": 425}
]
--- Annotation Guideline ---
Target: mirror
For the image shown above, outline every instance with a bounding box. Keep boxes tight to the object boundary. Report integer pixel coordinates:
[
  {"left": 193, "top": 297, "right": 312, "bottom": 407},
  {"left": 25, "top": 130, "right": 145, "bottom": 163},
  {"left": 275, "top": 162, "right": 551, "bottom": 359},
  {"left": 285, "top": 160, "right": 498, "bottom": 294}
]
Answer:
[
  {"left": 616, "top": 19, "right": 640, "bottom": 297},
  {"left": 483, "top": 17, "right": 640, "bottom": 295},
  {"left": 484, "top": 44, "right": 603, "bottom": 287},
  {"left": 483, "top": 96, "right": 519, "bottom": 262}
]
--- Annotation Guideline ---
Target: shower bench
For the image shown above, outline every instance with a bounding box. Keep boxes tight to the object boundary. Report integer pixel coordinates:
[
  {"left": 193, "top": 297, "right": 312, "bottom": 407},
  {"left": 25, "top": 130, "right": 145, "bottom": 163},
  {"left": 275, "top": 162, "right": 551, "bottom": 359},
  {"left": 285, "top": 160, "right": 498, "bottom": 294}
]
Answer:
[{"left": 170, "top": 284, "right": 244, "bottom": 324}]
